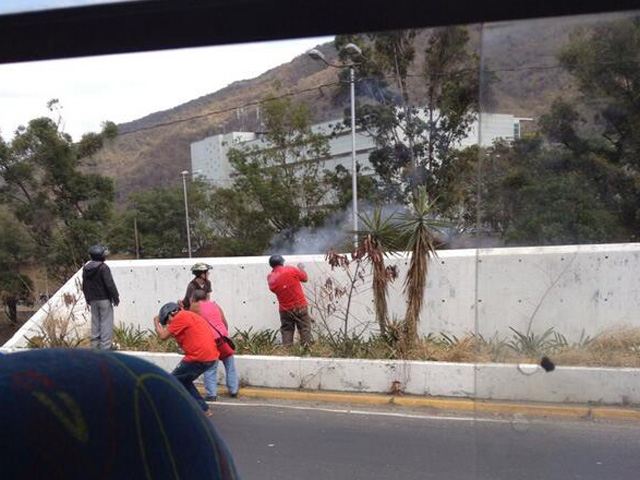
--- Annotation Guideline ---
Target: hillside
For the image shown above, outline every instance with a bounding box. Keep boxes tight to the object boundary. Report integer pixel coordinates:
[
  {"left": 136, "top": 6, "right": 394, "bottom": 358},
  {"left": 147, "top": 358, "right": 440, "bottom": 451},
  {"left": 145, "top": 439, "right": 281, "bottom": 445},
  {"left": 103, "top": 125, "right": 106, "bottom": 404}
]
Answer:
[
  {"left": 88, "top": 12, "right": 628, "bottom": 203},
  {"left": 86, "top": 42, "right": 347, "bottom": 203}
]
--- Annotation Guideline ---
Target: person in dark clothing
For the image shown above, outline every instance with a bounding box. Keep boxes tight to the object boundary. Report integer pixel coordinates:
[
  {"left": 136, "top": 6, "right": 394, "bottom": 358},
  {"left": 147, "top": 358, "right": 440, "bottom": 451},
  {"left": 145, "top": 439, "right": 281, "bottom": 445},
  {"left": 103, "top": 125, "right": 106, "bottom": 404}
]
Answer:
[
  {"left": 82, "top": 245, "right": 120, "bottom": 350},
  {"left": 182, "top": 262, "right": 212, "bottom": 310}
]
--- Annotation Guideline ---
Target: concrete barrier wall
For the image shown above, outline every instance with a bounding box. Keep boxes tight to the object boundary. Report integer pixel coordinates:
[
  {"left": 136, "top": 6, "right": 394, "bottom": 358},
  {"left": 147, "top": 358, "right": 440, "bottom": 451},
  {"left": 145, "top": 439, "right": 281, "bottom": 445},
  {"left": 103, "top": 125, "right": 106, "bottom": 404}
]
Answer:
[
  {"left": 3, "top": 269, "right": 90, "bottom": 349},
  {"left": 5, "top": 243, "right": 640, "bottom": 348},
  {"left": 120, "top": 352, "right": 640, "bottom": 405}
]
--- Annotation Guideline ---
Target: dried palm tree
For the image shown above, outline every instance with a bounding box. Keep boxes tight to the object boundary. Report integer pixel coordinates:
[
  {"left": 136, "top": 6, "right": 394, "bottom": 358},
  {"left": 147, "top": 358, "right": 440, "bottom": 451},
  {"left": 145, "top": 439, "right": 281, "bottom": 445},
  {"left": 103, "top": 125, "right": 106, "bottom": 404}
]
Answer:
[
  {"left": 397, "top": 187, "right": 447, "bottom": 347},
  {"left": 356, "top": 208, "right": 400, "bottom": 339}
]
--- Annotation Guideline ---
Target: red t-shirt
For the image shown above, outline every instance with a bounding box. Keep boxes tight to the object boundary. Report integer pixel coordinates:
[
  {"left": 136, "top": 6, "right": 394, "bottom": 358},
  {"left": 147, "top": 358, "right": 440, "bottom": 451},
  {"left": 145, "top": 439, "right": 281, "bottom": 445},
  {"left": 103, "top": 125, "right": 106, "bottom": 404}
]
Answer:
[
  {"left": 267, "top": 265, "right": 308, "bottom": 312},
  {"left": 168, "top": 310, "right": 219, "bottom": 362}
]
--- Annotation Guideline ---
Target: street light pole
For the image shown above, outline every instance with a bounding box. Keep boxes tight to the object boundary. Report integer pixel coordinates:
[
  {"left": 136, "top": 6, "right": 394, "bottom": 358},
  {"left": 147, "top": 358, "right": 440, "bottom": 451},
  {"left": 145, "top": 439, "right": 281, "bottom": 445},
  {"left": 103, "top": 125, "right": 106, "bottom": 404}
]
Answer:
[
  {"left": 180, "top": 170, "right": 192, "bottom": 258},
  {"left": 349, "top": 65, "right": 358, "bottom": 246},
  {"left": 307, "top": 44, "right": 362, "bottom": 247}
]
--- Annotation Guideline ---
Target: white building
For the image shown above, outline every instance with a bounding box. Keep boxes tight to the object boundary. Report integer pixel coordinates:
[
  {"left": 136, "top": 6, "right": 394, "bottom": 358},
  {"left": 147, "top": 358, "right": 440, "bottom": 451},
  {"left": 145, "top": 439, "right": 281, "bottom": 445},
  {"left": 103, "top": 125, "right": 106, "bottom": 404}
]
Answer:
[{"left": 191, "top": 113, "right": 530, "bottom": 186}]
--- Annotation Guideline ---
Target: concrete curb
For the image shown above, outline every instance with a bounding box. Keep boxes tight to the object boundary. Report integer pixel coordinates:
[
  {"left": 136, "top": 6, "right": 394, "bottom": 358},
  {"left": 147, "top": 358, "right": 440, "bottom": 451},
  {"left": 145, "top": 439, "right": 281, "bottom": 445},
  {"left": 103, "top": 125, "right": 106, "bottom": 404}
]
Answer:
[
  {"left": 208, "top": 386, "right": 640, "bottom": 421},
  {"left": 133, "top": 351, "right": 640, "bottom": 405}
]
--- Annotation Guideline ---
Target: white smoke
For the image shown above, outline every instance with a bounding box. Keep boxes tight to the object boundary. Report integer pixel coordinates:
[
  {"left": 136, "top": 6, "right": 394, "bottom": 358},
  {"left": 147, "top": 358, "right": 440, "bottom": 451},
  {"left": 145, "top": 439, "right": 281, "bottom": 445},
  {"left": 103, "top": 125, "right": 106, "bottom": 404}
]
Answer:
[{"left": 266, "top": 202, "right": 407, "bottom": 255}]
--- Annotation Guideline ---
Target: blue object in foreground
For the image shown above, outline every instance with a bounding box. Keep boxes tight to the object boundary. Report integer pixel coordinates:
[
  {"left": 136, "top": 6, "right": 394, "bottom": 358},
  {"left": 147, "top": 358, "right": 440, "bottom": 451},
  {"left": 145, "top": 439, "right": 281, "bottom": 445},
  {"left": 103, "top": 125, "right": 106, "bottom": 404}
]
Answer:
[{"left": 0, "top": 348, "right": 240, "bottom": 479}]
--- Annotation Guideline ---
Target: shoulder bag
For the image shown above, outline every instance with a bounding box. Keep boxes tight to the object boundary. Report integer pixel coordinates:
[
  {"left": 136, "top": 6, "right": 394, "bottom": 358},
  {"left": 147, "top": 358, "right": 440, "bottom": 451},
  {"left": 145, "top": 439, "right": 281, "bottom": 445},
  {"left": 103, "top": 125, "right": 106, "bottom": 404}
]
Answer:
[{"left": 209, "top": 324, "right": 236, "bottom": 360}]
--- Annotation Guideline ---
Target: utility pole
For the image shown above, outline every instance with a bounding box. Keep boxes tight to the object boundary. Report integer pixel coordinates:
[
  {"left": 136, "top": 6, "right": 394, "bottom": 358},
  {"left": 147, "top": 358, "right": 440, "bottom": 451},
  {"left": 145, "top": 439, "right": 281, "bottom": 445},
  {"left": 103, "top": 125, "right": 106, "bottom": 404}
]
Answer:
[
  {"left": 133, "top": 216, "right": 140, "bottom": 259},
  {"left": 350, "top": 64, "right": 358, "bottom": 247},
  {"left": 307, "top": 43, "right": 363, "bottom": 248},
  {"left": 180, "top": 170, "right": 192, "bottom": 258}
]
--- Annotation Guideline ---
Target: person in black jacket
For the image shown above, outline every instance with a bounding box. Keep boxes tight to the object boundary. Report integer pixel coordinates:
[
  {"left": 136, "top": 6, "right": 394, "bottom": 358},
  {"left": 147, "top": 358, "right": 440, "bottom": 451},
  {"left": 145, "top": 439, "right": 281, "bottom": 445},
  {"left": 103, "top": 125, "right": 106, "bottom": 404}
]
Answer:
[{"left": 82, "top": 245, "right": 120, "bottom": 349}]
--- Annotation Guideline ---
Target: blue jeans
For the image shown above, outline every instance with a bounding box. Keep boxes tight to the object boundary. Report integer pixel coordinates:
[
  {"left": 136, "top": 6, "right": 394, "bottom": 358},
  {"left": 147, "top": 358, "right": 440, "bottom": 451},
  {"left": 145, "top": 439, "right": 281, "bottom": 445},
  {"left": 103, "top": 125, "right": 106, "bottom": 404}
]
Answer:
[
  {"left": 172, "top": 360, "right": 214, "bottom": 411},
  {"left": 204, "top": 356, "right": 239, "bottom": 397}
]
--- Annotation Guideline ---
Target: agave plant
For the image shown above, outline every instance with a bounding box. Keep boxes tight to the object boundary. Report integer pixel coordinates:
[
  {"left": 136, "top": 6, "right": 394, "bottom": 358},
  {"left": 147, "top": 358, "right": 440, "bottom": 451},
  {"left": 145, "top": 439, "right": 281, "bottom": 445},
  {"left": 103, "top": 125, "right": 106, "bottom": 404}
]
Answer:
[
  {"left": 355, "top": 208, "right": 401, "bottom": 338},
  {"left": 396, "top": 187, "right": 448, "bottom": 347}
]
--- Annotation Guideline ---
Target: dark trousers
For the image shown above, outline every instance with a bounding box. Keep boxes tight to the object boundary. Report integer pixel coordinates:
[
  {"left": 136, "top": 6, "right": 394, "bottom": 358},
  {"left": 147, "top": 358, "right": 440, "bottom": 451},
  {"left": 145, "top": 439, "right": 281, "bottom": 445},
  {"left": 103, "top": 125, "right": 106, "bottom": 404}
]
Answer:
[
  {"left": 280, "top": 307, "right": 313, "bottom": 347},
  {"left": 172, "top": 360, "right": 215, "bottom": 411}
]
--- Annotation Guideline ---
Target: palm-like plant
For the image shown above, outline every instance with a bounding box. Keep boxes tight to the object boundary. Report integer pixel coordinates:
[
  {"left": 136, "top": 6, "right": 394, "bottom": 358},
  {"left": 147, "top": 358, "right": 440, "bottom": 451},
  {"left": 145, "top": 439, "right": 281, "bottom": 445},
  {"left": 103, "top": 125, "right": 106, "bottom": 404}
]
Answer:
[
  {"left": 355, "top": 208, "right": 401, "bottom": 339},
  {"left": 396, "top": 187, "right": 447, "bottom": 347}
]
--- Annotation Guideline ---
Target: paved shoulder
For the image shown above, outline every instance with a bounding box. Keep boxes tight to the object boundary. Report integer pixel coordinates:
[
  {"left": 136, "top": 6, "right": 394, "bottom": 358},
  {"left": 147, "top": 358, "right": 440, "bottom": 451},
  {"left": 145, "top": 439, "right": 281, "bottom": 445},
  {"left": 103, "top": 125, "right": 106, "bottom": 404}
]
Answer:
[{"left": 211, "top": 401, "right": 640, "bottom": 480}]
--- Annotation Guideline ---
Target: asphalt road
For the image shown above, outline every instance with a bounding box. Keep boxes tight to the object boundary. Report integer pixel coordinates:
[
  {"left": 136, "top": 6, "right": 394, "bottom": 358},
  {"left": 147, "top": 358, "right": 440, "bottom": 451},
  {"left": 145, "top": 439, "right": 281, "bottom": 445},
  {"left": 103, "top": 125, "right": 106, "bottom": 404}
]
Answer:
[{"left": 210, "top": 400, "right": 640, "bottom": 480}]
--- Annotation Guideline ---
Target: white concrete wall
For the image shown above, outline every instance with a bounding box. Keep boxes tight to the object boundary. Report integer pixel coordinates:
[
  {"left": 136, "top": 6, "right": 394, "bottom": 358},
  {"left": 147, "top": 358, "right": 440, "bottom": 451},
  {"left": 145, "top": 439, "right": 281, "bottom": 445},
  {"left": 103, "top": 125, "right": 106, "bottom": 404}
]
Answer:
[
  {"left": 475, "top": 243, "right": 640, "bottom": 339},
  {"left": 460, "top": 112, "right": 517, "bottom": 147},
  {"left": 4, "top": 243, "right": 640, "bottom": 349},
  {"left": 3, "top": 268, "right": 91, "bottom": 349},
  {"left": 119, "top": 352, "right": 640, "bottom": 405},
  {"left": 3, "top": 347, "right": 636, "bottom": 404}
]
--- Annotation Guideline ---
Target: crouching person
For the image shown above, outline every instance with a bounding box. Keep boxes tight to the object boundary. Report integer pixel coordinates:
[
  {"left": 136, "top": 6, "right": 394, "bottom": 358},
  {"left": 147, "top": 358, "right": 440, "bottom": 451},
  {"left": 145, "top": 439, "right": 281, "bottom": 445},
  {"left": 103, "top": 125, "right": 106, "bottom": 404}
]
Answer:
[{"left": 154, "top": 302, "right": 218, "bottom": 418}]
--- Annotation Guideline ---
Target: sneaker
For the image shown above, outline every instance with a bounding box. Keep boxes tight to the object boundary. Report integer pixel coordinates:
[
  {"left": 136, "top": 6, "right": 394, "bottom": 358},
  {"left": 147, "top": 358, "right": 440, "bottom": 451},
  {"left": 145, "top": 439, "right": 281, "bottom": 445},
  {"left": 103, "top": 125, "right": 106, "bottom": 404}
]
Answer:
[
  {"left": 204, "top": 409, "right": 213, "bottom": 418},
  {"left": 204, "top": 395, "right": 217, "bottom": 402},
  {"left": 230, "top": 393, "right": 238, "bottom": 398}
]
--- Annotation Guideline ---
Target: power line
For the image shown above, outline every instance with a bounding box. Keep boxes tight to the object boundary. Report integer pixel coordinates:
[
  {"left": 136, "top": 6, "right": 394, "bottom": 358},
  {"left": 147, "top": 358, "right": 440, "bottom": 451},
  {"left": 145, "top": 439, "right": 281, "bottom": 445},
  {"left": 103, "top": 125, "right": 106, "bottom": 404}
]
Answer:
[
  {"left": 116, "top": 58, "right": 640, "bottom": 138},
  {"left": 119, "top": 81, "right": 341, "bottom": 136}
]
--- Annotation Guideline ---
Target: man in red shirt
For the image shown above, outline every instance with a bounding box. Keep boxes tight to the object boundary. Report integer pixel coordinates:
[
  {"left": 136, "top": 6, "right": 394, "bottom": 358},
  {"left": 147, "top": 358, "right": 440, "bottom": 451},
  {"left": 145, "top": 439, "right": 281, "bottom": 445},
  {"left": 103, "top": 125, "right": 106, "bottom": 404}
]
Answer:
[
  {"left": 267, "top": 254, "right": 314, "bottom": 347},
  {"left": 154, "top": 302, "right": 219, "bottom": 417}
]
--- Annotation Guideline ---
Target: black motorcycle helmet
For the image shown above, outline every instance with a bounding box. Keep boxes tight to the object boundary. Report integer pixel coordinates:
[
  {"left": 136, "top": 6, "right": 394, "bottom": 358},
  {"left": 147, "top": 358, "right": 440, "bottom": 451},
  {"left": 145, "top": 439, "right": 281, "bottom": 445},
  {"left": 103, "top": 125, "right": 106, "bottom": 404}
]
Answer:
[
  {"left": 269, "top": 254, "right": 285, "bottom": 268},
  {"left": 158, "top": 302, "right": 180, "bottom": 326},
  {"left": 88, "top": 245, "right": 109, "bottom": 261}
]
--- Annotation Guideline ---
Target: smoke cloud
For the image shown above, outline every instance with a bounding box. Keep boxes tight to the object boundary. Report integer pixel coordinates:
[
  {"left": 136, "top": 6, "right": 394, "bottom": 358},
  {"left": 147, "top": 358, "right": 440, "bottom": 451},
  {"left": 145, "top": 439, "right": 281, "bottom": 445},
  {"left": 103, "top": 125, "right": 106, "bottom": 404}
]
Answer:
[{"left": 266, "top": 202, "right": 407, "bottom": 256}]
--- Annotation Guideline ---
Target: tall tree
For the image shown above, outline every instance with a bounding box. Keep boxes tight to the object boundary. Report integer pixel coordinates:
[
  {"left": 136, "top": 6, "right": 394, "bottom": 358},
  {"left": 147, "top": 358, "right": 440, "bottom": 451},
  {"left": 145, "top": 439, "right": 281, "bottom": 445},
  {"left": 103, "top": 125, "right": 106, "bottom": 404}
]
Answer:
[
  {"left": 0, "top": 211, "right": 35, "bottom": 325},
  {"left": 536, "top": 17, "right": 640, "bottom": 240},
  {"left": 342, "top": 27, "right": 481, "bottom": 203},
  {"left": 0, "top": 114, "right": 115, "bottom": 279},
  {"left": 224, "top": 97, "right": 335, "bottom": 248},
  {"left": 435, "top": 18, "right": 640, "bottom": 247},
  {"left": 109, "top": 180, "right": 211, "bottom": 258},
  {"left": 558, "top": 18, "right": 640, "bottom": 168},
  {"left": 436, "top": 138, "right": 630, "bottom": 246}
]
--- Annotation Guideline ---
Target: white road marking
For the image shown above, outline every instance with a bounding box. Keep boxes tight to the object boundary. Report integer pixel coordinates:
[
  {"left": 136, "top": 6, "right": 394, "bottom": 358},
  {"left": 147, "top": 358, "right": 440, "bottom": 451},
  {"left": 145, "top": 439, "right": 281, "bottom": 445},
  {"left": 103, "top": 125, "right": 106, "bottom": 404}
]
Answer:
[{"left": 211, "top": 401, "right": 513, "bottom": 424}]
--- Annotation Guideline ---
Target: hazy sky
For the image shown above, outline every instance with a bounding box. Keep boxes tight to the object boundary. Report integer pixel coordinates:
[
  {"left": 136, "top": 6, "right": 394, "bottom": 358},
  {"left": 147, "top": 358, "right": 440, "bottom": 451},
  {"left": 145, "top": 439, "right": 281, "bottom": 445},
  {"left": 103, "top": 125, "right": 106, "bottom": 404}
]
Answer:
[{"left": 0, "top": 36, "right": 332, "bottom": 141}]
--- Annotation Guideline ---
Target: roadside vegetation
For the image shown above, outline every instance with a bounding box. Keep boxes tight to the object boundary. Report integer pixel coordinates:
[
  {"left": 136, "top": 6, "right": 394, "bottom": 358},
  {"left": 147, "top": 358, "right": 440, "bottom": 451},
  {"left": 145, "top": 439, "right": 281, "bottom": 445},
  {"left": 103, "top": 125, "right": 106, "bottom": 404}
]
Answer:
[{"left": 25, "top": 319, "right": 640, "bottom": 368}]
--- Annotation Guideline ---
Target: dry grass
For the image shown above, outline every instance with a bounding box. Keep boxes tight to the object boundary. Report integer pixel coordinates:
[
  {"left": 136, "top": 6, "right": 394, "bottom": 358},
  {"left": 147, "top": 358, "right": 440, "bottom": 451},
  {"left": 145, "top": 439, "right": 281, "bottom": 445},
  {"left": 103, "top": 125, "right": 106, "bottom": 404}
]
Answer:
[
  {"left": 551, "top": 328, "right": 640, "bottom": 367},
  {"left": 26, "top": 315, "right": 88, "bottom": 348},
  {"left": 231, "top": 327, "right": 640, "bottom": 367},
  {"left": 25, "top": 320, "right": 640, "bottom": 368}
]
